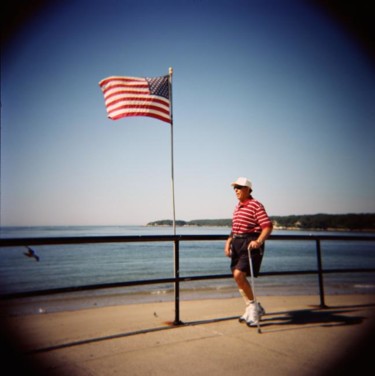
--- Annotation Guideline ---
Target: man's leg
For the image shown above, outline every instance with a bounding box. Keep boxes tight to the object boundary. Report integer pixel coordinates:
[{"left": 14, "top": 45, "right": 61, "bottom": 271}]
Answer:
[
  {"left": 233, "top": 269, "right": 254, "bottom": 301},
  {"left": 233, "top": 268, "right": 264, "bottom": 325}
]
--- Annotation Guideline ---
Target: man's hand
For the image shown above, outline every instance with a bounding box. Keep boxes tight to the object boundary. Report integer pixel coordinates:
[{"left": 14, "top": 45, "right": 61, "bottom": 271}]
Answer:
[
  {"left": 224, "top": 238, "right": 232, "bottom": 257},
  {"left": 248, "top": 226, "right": 272, "bottom": 250},
  {"left": 248, "top": 240, "right": 262, "bottom": 250}
]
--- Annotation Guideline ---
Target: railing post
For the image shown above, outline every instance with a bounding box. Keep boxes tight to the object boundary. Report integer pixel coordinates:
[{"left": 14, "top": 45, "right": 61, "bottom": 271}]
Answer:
[
  {"left": 316, "top": 239, "right": 327, "bottom": 308},
  {"left": 173, "top": 239, "right": 183, "bottom": 325}
]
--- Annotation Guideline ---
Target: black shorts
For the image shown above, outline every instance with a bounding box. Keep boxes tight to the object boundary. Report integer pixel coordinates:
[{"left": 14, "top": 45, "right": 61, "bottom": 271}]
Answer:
[{"left": 230, "top": 235, "right": 265, "bottom": 277}]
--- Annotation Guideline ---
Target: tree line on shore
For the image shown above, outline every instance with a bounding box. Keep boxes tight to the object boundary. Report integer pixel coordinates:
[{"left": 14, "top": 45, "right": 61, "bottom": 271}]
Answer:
[{"left": 147, "top": 213, "right": 375, "bottom": 231}]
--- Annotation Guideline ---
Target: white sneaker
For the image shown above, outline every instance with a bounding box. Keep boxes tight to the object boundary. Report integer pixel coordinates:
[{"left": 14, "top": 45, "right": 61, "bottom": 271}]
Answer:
[
  {"left": 239, "top": 302, "right": 265, "bottom": 325},
  {"left": 246, "top": 302, "right": 259, "bottom": 326},
  {"left": 246, "top": 303, "right": 266, "bottom": 327},
  {"left": 238, "top": 302, "right": 258, "bottom": 325}
]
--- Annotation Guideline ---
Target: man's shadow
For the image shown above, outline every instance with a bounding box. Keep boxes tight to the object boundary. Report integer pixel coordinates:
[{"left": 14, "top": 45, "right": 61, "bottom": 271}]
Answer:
[{"left": 260, "top": 303, "right": 374, "bottom": 330}]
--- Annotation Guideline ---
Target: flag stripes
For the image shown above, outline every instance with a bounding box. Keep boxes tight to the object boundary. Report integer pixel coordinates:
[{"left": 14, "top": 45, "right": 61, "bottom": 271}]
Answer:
[{"left": 99, "top": 75, "right": 171, "bottom": 123}]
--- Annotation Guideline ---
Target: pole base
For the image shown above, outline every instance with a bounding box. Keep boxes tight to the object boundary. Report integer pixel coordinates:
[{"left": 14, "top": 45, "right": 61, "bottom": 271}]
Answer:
[{"left": 173, "top": 320, "right": 184, "bottom": 326}]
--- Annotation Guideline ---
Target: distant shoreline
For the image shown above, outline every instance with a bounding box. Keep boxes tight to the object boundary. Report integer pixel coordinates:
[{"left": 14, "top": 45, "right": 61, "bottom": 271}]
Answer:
[
  {"left": 147, "top": 213, "right": 375, "bottom": 232},
  {"left": 146, "top": 224, "right": 375, "bottom": 232}
]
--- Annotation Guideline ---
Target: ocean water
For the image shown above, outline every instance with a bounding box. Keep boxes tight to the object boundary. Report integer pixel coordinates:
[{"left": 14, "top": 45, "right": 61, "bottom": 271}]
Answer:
[{"left": 0, "top": 226, "right": 374, "bottom": 313}]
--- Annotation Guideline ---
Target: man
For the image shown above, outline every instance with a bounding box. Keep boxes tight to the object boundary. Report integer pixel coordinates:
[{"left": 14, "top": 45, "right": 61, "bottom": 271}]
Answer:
[{"left": 224, "top": 177, "right": 273, "bottom": 327}]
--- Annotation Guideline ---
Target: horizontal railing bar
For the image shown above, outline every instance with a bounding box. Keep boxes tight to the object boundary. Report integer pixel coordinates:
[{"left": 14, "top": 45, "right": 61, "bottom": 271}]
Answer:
[
  {"left": 1, "top": 234, "right": 374, "bottom": 247},
  {"left": 269, "top": 235, "right": 375, "bottom": 241},
  {"left": 307, "top": 268, "right": 375, "bottom": 274},
  {"left": 260, "top": 268, "right": 375, "bottom": 276}
]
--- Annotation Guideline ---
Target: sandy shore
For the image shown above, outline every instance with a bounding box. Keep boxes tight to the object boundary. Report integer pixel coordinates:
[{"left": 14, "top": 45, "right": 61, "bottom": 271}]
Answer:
[{"left": 1, "top": 294, "right": 375, "bottom": 376}]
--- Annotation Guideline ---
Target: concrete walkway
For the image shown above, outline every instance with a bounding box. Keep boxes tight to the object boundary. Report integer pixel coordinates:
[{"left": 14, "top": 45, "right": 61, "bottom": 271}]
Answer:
[{"left": 2, "top": 294, "right": 375, "bottom": 376}]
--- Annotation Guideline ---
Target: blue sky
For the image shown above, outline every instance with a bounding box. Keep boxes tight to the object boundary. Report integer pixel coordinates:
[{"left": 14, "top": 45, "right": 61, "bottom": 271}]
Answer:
[{"left": 1, "top": 0, "right": 374, "bottom": 226}]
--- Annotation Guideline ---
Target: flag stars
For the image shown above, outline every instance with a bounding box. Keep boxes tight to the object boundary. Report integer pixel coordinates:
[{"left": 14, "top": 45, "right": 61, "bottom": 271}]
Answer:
[{"left": 146, "top": 76, "right": 170, "bottom": 99}]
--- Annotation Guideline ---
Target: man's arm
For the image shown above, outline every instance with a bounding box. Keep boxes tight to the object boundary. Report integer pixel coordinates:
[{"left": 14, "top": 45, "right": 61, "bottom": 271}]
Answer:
[{"left": 249, "top": 225, "right": 273, "bottom": 249}]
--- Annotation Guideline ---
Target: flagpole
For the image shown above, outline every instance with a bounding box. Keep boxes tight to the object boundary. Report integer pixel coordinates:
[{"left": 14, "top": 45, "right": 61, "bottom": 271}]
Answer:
[
  {"left": 169, "top": 67, "right": 176, "bottom": 236},
  {"left": 169, "top": 67, "right": 182, "bottom": 325}
]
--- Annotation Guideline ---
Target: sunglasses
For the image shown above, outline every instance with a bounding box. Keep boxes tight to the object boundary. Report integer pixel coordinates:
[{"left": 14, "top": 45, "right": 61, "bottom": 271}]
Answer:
[{"left": 233, "top": 185, "right": 246, "bottom": 190}]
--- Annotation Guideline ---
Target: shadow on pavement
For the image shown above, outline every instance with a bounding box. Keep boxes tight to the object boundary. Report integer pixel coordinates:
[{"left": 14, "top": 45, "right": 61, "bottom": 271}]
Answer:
[{"left": 260, "top": 303, "right": 375, "bottom": 329}]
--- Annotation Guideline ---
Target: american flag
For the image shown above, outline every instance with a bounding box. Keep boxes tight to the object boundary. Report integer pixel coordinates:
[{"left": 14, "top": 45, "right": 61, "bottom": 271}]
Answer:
[{"left": 98, "top": 75, "right": 171, "bottom": 124}]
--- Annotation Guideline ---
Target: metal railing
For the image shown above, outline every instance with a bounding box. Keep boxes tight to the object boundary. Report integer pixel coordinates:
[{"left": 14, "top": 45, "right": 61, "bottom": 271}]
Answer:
[{"left": 1, "top": 234, "right": 375, "bottom": 324}]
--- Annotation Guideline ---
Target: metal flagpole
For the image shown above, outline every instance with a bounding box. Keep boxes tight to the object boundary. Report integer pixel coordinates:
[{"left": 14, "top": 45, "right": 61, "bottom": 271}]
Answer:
[
  {"left": 169, "top": 67, "right": 182, "bottom": 325},
  {"left": 168, "top": 67, "right": 176, "bottom": 236}
]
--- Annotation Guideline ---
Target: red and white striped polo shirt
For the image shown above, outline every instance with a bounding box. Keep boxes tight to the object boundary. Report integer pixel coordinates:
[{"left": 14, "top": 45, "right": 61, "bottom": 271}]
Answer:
[{"left": 232, "top": 197, "right": 272, "bottom": 234}]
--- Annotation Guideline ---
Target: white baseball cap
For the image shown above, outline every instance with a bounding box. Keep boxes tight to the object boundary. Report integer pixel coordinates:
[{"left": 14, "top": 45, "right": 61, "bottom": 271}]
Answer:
[{"left": 231, "top": 177, "right": 252, "bottom": 188}]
